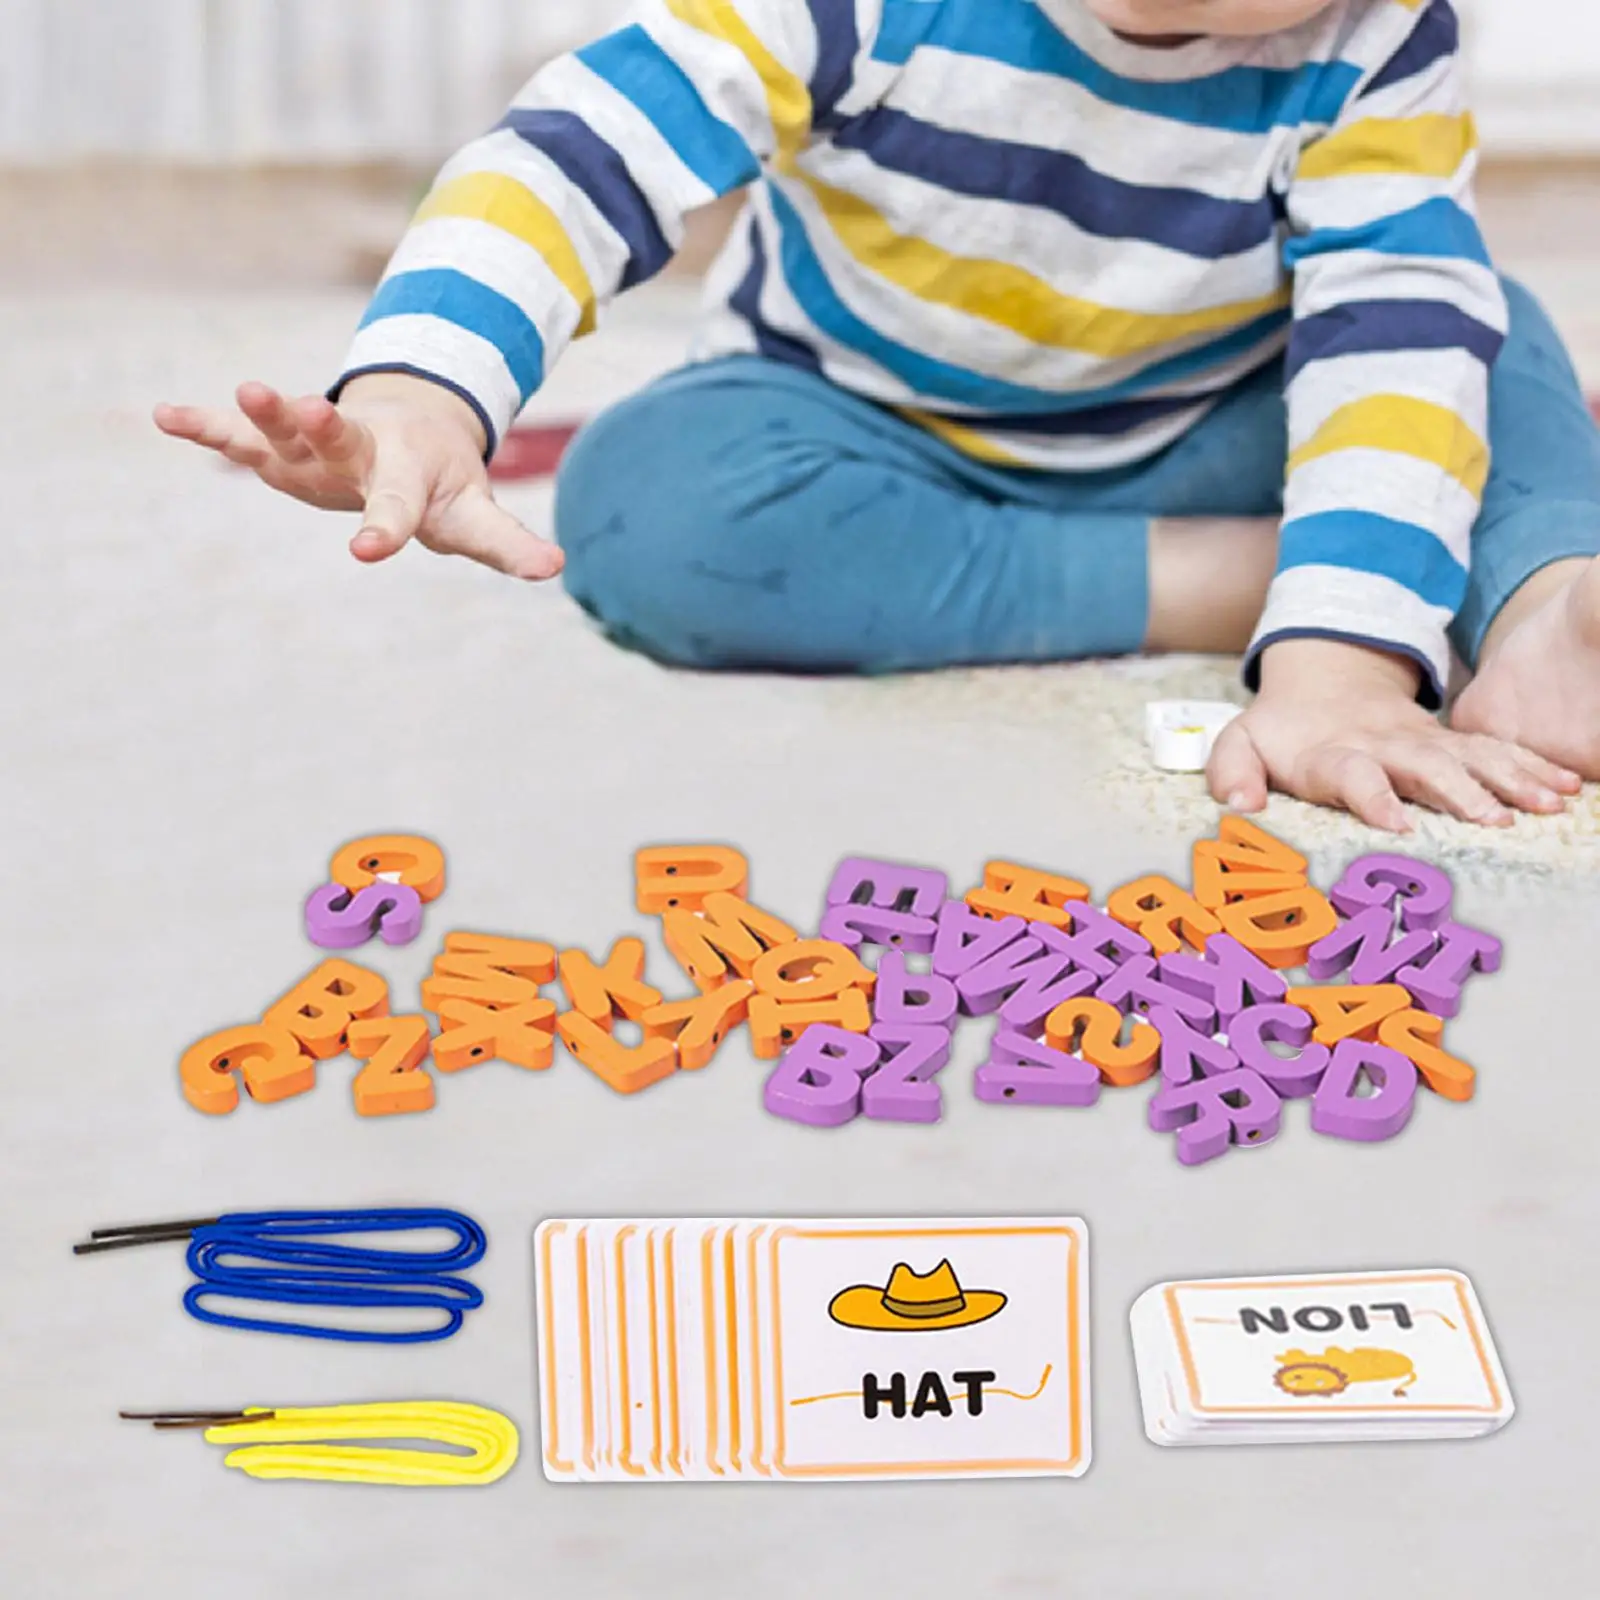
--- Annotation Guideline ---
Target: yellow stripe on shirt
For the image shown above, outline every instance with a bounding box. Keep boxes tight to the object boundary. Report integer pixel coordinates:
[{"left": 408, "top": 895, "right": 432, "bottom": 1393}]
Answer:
[
  {"left": 802, "top": 174, "right": 1291, "bottom": 361},
  {"left": 1297, "top": 113, "right": 1478, "bottom": 182},
  {"left": 415, "top": 173, "right": 597, "bottom": 335},
  {"left": 899, "top": 408, "right": 1028, "bottom": 465},
  {"left": 665, "top": 0, "right": 813, "bottom": 165},
  {"left": 1289, "top": 393, "right": 1489, "bottom": 498}
]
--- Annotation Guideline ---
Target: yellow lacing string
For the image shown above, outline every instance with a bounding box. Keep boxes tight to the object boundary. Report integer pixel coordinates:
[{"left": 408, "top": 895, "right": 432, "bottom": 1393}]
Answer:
[{"left": 199, "top": 1403, "right": 519, "bottom": 1487}]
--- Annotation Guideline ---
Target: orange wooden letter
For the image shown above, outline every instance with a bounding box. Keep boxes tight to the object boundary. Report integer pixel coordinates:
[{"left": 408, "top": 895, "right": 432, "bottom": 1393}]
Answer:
[
  {"left": 264, "top": 959, "right": 389, "bottom": 1060},
  {"left": 347, "top": 1015, "right": 435, "bottom": 1117},
  {"left": 329, "top": 834, "right": 447, "bottom": 901},
  {"left": 557, "top": 937, "right": 663, "bottom": 1028},
  {"left": 1043, "top": 997, "right": 1159, "bottom": 1087},
  {"left": 1106, "top": 875, "right": 1221, "bottom": 957},
  {"left": 431, "top": 998, "right": 557, "bottom": 1072},
  {"left": 964, "top": 862, "right": 1090, "bottom": 929},
  {"left": 421, "top": 933, "right": 556, "bottom": 1010},
  {"left": 751, "top": 939, "right": 874, "bottom": 1001},
  {"left": 748, "top": 990, "right": 872, "bottom": 1060},
  {"left": 1194, "top": 817, "right": 1308, "bottom": 875},
  {"left": 1286, "top": 984, "right": 1411, "bottom": 1046},
  {"left": 662, "top": 894, "right": 798, "bottom": 992},
  {"left": 556, "top": 1012, "right": 679, "bottom": 1095},
  {"left": 180, "top": 1022, "right": 312, "bottom": 1115},
  {"left": 642, "top": 981, "right": 755, "bottom": 1071},
  {"left": 635, "top": 845, "right": 749, "bottom": 915},
  {"left": 1217, "top": 886, "right": 1339, "bottom": 970},
  {"left": 1378, "top": 1009, "right": 1476, "bottom": 1102},
  {"left": 1191, "top": 849, "right": 1306, "bottom": 913}
]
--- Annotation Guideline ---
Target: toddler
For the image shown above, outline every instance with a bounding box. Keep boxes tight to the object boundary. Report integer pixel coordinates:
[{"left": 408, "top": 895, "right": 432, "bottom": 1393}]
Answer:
[{"left": 157, "top": 0, "right": 1600, "bottom": 830}]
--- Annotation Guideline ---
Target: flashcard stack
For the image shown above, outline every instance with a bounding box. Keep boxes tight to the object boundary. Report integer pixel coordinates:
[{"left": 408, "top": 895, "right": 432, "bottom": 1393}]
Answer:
[
  {"left": 535, "top": 1217, "right": 1091, "bottom": 1482},
  {"left": 1131, "top": 1270, "right": 1514, "bottom": 1446}
]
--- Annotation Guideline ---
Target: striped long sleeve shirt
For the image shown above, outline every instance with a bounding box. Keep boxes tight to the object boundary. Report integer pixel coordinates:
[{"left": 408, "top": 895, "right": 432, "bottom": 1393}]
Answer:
[{"left": 339, "top": 0, "right": 1506, "bottom": 703}]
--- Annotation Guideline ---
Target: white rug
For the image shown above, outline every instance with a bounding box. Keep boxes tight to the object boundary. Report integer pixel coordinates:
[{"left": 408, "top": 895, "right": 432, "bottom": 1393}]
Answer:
[{"left": 820, "top": 655, "right": 1600, "bottom": 887}]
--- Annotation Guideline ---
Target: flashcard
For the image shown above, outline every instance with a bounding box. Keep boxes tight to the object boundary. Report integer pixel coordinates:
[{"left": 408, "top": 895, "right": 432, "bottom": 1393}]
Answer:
[
  {"left": 765, "top": 1219, "right": 1090, "bottom": 1480},
  {"left": 1131, "top": 1269, "right": 1513, "bottom": 1447},
  {"left": 535, "top": 1218, "right": 1091, "bottom": 1482},
  {"left": 533, "top": 1220, "right": 585, "bottom": 1481}
]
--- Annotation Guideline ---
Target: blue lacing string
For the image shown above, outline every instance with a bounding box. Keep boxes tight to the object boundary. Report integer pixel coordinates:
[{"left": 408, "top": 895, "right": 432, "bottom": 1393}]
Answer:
[{"left": 178, "top": 1208, "right": 487, "bottom": 1344}]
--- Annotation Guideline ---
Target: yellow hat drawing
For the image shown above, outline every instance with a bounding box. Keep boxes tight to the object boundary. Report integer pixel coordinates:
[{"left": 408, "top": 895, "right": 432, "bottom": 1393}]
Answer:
[{"left": 828, "top": 1260, "right": 1007, "bottom": 1333}]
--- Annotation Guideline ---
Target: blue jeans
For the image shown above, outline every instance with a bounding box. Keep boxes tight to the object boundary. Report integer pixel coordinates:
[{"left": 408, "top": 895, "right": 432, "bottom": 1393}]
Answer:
[{"left": 555, "top": 280, "right": 1600, "bottom": 674}]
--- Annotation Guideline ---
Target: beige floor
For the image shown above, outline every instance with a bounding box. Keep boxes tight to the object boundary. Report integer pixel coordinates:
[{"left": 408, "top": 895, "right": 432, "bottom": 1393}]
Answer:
[{"left": 2, "top": 166, "right": 1599, "bottom": 1600}]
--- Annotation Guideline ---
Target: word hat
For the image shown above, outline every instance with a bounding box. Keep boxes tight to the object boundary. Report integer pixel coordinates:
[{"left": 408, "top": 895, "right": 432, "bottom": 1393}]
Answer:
[{"left": 828, "top": 1259, "right": 1007, "bottom": 1333}]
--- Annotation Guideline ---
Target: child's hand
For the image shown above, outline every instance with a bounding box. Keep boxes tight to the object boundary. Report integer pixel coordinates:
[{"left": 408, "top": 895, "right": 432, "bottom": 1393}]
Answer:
[
  {"left": 1207, "top": 638, "right": 1579, "bottom": 832},
  {"left": 153, "top": 374, "right": 563, "bottom": 580}
]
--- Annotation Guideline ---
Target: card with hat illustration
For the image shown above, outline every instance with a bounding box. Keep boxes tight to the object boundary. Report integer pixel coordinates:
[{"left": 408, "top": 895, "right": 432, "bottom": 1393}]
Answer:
[
  {"left": 1130, "top": 1268, "right": 1514, "bottom": 1448},
  {"left": 535, "top": 1217, "right": 1091, "bottom": 1482}
]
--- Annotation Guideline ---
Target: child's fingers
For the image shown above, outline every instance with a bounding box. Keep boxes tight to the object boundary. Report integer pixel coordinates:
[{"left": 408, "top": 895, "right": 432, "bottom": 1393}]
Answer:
[
  {"left": 1205, "top": 721, "right": 1268, "bottom": 812},
  {"left": 351, "top": 458, "right": 428, "bottom": 563},
  {"left": 1386, "top": 743, "right": 1513, "bottom": 827},
  {"left": 1305, "top": 747, "right": 1412, "bottom": 834},
  {"left": 154, "top": 403, "right": 277, "bottom": 472},
  {"left": 434, "top": 485, "right": 566, "bottom": 580},
  {"left": 290, "top": 396, "right": 373, "bottom": 476},
  {"left": 237, "top": 383, "right": 315, "bottom": 464},
  {"left": 1506, "top": 744, "right": 1583, "bottom": 796},
  {"left": 153, "top": 402, "right": 209, "bottom": 441},
  {"left": 155, "top": 403, "right": 260, "bottom": 457},
  {"left": 1456, "top": 735, "right": 1568, "bottom": 814}
]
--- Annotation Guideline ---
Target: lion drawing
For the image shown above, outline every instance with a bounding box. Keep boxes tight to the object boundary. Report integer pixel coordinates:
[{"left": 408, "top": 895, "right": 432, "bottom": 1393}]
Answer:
[{"left": 1273, "top": 1346, "right": 1418, "bottom": 1398}]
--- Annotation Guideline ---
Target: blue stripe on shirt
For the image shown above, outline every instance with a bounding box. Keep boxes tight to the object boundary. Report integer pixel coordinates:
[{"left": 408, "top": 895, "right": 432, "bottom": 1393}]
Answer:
[
  {"left": 765, "top": 183, "right": 1289, "bottom": 413},
  {"left": 806, "top": 0, "right": 861, "bottom": 124},
  {"left": 832, "top": 105, "right": 1278, "bottom": 259},
  {"left": 1284, "top": 298, "right": 1504, "bottom": 384},
  {"left": 1360, "top": 1, "right": 1459, "bottom": 99},
  {"left": 578, "top": 24, "right": 760, "bottom": 195},
  {"left": 498, "top": 107, "right": 673, "bottom": 289},
  {"left": 1278, "top": 509, "right": 1467, "bottom": 611},
  {"left": 1285, "top": 197, "right": 1492, "bottom": 271},
  {"left": 972, "top": 391, "right": 1217, "bottom": 439},
  {"left": 728, "top": 215, "right": 826, "bottom": 373},
  {"left": 359, "top": 269, "right": 545, "bottom": 398},
  {"left": 872, "top": 0, "right": 1362, "bottom": 132}
]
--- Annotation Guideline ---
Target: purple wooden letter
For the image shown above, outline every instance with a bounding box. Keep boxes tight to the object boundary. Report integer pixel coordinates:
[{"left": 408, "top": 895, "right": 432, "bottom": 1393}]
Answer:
[
  {"left": 1149, "top": 1068, "right": 1284, "bottom": 1166},
  {"left": 997, "top": 950, "right": 1099, "bottom": 1036},
  {"left": 1229, "top": 1003, "right": 1331, "bottom": 1098},
  {"left": 1050, "top": 902, "right": 1152, "bottom": 979},
  {"left": 1307, "top": 905, "right": 1438, "bottom": 985},
  {"left": 763, "top": 1026, "right": 882, "bottom": 1129},
  {"left": 931, "top": 900, "right": 1029, "bottom": 979},
  {"left": 1158, "top": 934, "right": 1288, "bottom": 1027},
  {"left": 826, "top": 857, "right": 949, "bottom": 917},
  {"left": 1148, "top": 1005, "right": 1238, "bottom": 1087},
  {"left": 862, "top": 1024, "right": 952, "bottom": 1124},
  {"left": 304, "top": 881, "right": 424, "bottom": 950},
  {"left": 1096, "top": 956, "right": 1217, "bottom": 1032},
  {"left": 975, "top": 1028, "right": 1102, "bottom": 1109},
  {"left": 819, "top": 904, "right": 938, "bottom": 953},
  {"left": 956, "top": 935, "right": 1076, "bottom": 1017},
  {"left": 1310, "top": 1039, "right": 1419, "bottom": 1142},
  {"left": 1396, "top": 921, "right": 1503, "bottom": 1019},
  {"left": 1329, "top": 854, "right": 1455, "bottom": 932},
  {"left": 872, "top": 952, "right": 959, "bottom": 1028}
]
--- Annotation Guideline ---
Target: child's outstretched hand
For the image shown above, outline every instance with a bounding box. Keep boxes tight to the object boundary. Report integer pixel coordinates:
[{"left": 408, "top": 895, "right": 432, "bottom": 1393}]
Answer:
[
  {"left": 1207, "top": 638, "right": 1581, "bottom": 832},
  {"left": 153, "top": 373, "right": 563, "bottom": 580}
]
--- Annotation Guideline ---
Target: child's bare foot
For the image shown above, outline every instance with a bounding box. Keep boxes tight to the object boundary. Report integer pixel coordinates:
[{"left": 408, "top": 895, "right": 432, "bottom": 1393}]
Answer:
[{"left": 1451, "top": 556, "right": 1600, "bottom": 781}]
